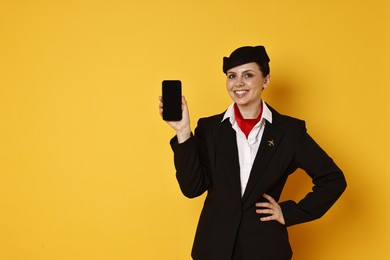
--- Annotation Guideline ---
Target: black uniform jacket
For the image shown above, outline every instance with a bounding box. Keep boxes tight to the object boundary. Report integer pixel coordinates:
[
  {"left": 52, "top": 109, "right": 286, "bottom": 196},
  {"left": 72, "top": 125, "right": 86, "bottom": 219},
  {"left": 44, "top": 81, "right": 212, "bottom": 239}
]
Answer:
[{"left": 170, "top": 105, "right": 347, "bottom": 260}]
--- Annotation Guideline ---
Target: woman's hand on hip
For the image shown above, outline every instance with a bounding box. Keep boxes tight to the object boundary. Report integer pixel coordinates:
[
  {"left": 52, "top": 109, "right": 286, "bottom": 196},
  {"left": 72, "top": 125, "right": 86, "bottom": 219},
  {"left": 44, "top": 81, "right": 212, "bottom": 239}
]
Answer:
[{"left": 255, "top": 194, "right": 285, "bottom": 225}]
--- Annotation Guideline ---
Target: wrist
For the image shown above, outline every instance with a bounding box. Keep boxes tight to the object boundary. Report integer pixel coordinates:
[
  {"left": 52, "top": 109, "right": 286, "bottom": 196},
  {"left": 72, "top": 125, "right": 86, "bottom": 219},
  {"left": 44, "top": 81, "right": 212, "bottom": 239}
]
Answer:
[{"left": 176, "top": 127, "right": 191, "bottom": 143}]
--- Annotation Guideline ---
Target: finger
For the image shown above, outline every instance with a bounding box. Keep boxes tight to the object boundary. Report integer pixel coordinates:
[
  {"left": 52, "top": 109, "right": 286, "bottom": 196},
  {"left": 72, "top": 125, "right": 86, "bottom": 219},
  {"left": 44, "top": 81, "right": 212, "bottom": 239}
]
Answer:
[
  {"left": 181, "top": 96, "right": 188, "bottom": 110},
  {"left": 256, "top": 208, "right": 273, "bottom": 214},
  {"left": 260, "top": 215, "right": 276, "bottom": 222},
  {"left": 255, "top": 202, "right": 273, "bottom": 208},
  {"left": 159, "top": 97, "right": 163, "bottom": 109},
  {"left": 263, "top": 194, "right": 277, "bottom": 204},
  {"left": 158, "top": 97, "right": 163, "bottom": 116}
]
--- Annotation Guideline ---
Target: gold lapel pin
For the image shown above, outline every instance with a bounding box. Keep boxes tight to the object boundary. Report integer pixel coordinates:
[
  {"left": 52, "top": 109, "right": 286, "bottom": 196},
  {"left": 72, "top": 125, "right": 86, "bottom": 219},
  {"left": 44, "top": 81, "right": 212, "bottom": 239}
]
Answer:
[{"left": 267, "top": 140, "right": 274, "bottom": 147}]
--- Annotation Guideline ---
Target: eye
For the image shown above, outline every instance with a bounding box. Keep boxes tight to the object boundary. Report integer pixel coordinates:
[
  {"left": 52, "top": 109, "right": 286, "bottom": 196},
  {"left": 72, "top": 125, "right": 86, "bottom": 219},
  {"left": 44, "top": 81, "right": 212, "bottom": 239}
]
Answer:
[
  {"left": 227, "top": 74, "right": 236, "bottom": 79},
  {"left": 244, "top": 73, "right": 254, "bottom": 78}
]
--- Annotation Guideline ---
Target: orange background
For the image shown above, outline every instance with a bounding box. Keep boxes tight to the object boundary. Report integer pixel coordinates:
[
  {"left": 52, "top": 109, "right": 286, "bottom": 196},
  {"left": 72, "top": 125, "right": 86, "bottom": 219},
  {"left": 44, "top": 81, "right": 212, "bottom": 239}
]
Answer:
[{"left": 0, "top": 0, "right": 389, "bottom": 259}]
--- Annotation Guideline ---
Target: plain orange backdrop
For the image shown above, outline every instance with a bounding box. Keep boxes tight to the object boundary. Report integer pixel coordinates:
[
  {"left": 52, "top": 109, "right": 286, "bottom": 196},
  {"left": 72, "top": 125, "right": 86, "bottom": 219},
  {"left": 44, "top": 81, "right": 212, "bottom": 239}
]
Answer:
[{"left": 0, "top": 0, "right": 389, "bottom": 259}]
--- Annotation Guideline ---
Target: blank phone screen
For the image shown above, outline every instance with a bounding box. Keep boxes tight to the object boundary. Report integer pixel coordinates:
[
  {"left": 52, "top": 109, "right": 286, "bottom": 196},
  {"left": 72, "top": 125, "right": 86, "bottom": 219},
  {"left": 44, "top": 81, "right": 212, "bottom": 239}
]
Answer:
[{"left": 162, "top": 80, "right": 182, "bottom": 121}]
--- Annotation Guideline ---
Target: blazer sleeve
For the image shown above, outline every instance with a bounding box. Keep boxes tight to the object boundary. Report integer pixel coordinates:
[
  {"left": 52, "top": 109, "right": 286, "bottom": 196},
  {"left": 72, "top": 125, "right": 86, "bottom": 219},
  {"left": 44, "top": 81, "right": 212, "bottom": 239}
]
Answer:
[
  {"left": 170, "top": 119, "right": 212, "bottom": 198},
  {"left": 280, "top": 122, "right": 347, "bottom": 227}
]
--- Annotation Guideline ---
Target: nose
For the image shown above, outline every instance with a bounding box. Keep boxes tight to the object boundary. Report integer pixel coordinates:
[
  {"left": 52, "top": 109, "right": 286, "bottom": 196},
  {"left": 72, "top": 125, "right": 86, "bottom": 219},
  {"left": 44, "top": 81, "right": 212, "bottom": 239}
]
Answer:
[{"left": 234, "top": 77, "right": 244, "bottom": 87}]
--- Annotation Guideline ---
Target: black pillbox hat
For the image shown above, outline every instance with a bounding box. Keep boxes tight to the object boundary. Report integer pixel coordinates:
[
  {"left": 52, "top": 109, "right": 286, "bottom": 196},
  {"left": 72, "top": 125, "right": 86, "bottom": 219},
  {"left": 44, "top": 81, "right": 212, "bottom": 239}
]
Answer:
[{"left": 223, "top": 46, "right": 270, "bottom": 74}]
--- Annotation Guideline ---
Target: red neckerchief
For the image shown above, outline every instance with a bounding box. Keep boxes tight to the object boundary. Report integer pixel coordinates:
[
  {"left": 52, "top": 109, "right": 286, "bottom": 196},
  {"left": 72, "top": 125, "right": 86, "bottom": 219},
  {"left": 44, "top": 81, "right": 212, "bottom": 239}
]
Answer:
[{"left": 234, "top": 103, "right": 263, "bottom": 139}]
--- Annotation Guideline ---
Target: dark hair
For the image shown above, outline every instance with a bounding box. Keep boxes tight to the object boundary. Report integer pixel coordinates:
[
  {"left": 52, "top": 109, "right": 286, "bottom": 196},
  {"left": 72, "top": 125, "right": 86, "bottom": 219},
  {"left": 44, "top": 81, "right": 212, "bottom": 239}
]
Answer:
[{"left": 257, "top": 61, "right": 270, "bottom": 77}]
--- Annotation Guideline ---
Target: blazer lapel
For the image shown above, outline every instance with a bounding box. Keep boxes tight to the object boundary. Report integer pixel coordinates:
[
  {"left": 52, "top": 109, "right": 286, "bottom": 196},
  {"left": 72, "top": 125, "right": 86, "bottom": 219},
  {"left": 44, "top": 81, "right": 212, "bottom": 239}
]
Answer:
[{"left": 241, "top": 120, "right": 284, "bottom": 205}]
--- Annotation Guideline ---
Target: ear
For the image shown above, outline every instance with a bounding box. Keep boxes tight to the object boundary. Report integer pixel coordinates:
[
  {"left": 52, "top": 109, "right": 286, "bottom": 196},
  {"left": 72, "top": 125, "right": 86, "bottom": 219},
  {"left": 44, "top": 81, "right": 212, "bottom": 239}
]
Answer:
[{"left": 263, "top": 74, "right": 271, "bottom": 89}]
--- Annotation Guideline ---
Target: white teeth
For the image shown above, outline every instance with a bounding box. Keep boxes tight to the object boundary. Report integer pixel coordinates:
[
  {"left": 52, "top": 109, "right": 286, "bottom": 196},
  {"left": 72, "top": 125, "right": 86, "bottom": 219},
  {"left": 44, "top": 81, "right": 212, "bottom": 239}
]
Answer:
[{"left": 234, "top": 90, "right": 248, "bottom": 94}]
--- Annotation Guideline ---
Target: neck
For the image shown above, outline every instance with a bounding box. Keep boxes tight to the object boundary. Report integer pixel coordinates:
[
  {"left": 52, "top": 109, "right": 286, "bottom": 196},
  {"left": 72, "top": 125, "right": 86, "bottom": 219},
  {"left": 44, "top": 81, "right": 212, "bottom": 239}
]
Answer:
[{"left": 236, "top": 100, "right": 262, "bottom": 119}]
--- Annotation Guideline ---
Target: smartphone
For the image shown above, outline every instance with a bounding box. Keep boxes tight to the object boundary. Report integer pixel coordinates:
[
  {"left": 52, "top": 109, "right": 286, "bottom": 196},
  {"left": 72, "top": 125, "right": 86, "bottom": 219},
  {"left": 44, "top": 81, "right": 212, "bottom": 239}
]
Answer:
[{"left": 162, "top": 80, "right": 182, "bottom": 121}]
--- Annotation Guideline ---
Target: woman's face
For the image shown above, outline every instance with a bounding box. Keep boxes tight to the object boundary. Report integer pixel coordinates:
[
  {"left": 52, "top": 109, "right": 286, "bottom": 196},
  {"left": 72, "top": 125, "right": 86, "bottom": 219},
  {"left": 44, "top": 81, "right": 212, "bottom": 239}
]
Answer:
[{"left": 226, "top": 62, "right": 270, "bottom": 109}]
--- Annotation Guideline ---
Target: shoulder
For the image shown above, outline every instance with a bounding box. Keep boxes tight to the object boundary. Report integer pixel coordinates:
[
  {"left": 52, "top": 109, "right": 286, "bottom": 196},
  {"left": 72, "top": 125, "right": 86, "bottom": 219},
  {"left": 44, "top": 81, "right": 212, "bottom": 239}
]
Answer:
[
  {"left": 267, "top": 103, "right": 306, "bottom": 131},
  {"left": 197, "top": 112, "right": 225, "bottom": 126},
  {"left": 194, "top": 111, "right": 227, "bottom": 139}
]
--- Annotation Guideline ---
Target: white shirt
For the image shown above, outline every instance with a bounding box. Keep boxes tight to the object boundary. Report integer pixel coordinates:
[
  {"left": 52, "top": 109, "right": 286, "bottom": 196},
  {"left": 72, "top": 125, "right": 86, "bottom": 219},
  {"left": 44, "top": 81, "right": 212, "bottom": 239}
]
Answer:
[{"left": 222, "top": 100, "right": 273, "bottom": 196}]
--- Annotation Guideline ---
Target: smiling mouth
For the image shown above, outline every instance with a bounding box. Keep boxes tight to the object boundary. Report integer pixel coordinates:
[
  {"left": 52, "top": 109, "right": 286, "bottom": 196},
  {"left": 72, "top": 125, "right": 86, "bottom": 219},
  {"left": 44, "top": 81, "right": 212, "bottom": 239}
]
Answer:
[{"left": 234, "top": 90, "right": 248, "bottom": 95}]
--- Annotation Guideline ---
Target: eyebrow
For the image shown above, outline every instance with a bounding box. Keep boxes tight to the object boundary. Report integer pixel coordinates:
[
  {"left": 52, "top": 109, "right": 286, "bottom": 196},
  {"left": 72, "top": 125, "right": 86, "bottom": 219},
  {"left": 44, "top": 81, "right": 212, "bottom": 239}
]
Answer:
[{"left": 227, "top": 69, "right": 257, "bottom": 74}]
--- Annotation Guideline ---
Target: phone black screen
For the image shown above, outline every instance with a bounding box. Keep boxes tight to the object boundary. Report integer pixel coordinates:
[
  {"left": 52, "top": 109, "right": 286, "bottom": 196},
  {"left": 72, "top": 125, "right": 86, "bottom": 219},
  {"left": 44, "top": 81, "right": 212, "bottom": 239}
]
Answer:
[{"left": 162, "top": 80, "right": 182, "bottom": 121}]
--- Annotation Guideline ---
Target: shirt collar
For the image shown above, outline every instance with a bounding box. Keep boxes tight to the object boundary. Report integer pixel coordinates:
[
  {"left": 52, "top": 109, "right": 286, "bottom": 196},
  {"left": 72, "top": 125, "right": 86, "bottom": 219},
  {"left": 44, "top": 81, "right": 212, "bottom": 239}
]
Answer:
[{"left": 222, "top": 100, "right": 273, "bottom": 124}]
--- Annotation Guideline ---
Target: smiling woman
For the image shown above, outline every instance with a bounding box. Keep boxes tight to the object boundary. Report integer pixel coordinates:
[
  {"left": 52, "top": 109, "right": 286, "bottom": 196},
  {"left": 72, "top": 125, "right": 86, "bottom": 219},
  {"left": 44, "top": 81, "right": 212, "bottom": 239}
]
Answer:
[
  {"left": 0, "top": 0, "right": 388, "bottom": 259},
  {"left": 226, "top": 62, "right": 270, "bottom": 118},
  {"left": 159, "top": 45, "right": 347, "bottom": 260}
]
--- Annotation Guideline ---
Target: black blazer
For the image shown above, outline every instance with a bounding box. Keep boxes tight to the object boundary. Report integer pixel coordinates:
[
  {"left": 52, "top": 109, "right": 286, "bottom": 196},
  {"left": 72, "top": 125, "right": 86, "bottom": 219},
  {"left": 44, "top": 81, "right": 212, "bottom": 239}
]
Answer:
[{"left": 170, "top": 105, "right": 347, "bottom": 260}]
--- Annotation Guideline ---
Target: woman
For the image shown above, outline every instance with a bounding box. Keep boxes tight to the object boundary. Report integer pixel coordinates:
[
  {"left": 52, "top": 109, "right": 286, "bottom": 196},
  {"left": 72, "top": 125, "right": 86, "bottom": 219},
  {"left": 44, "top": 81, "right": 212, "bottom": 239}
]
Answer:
[{"left": 159, "top": 46, "right": 347, "bottom": 260}]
